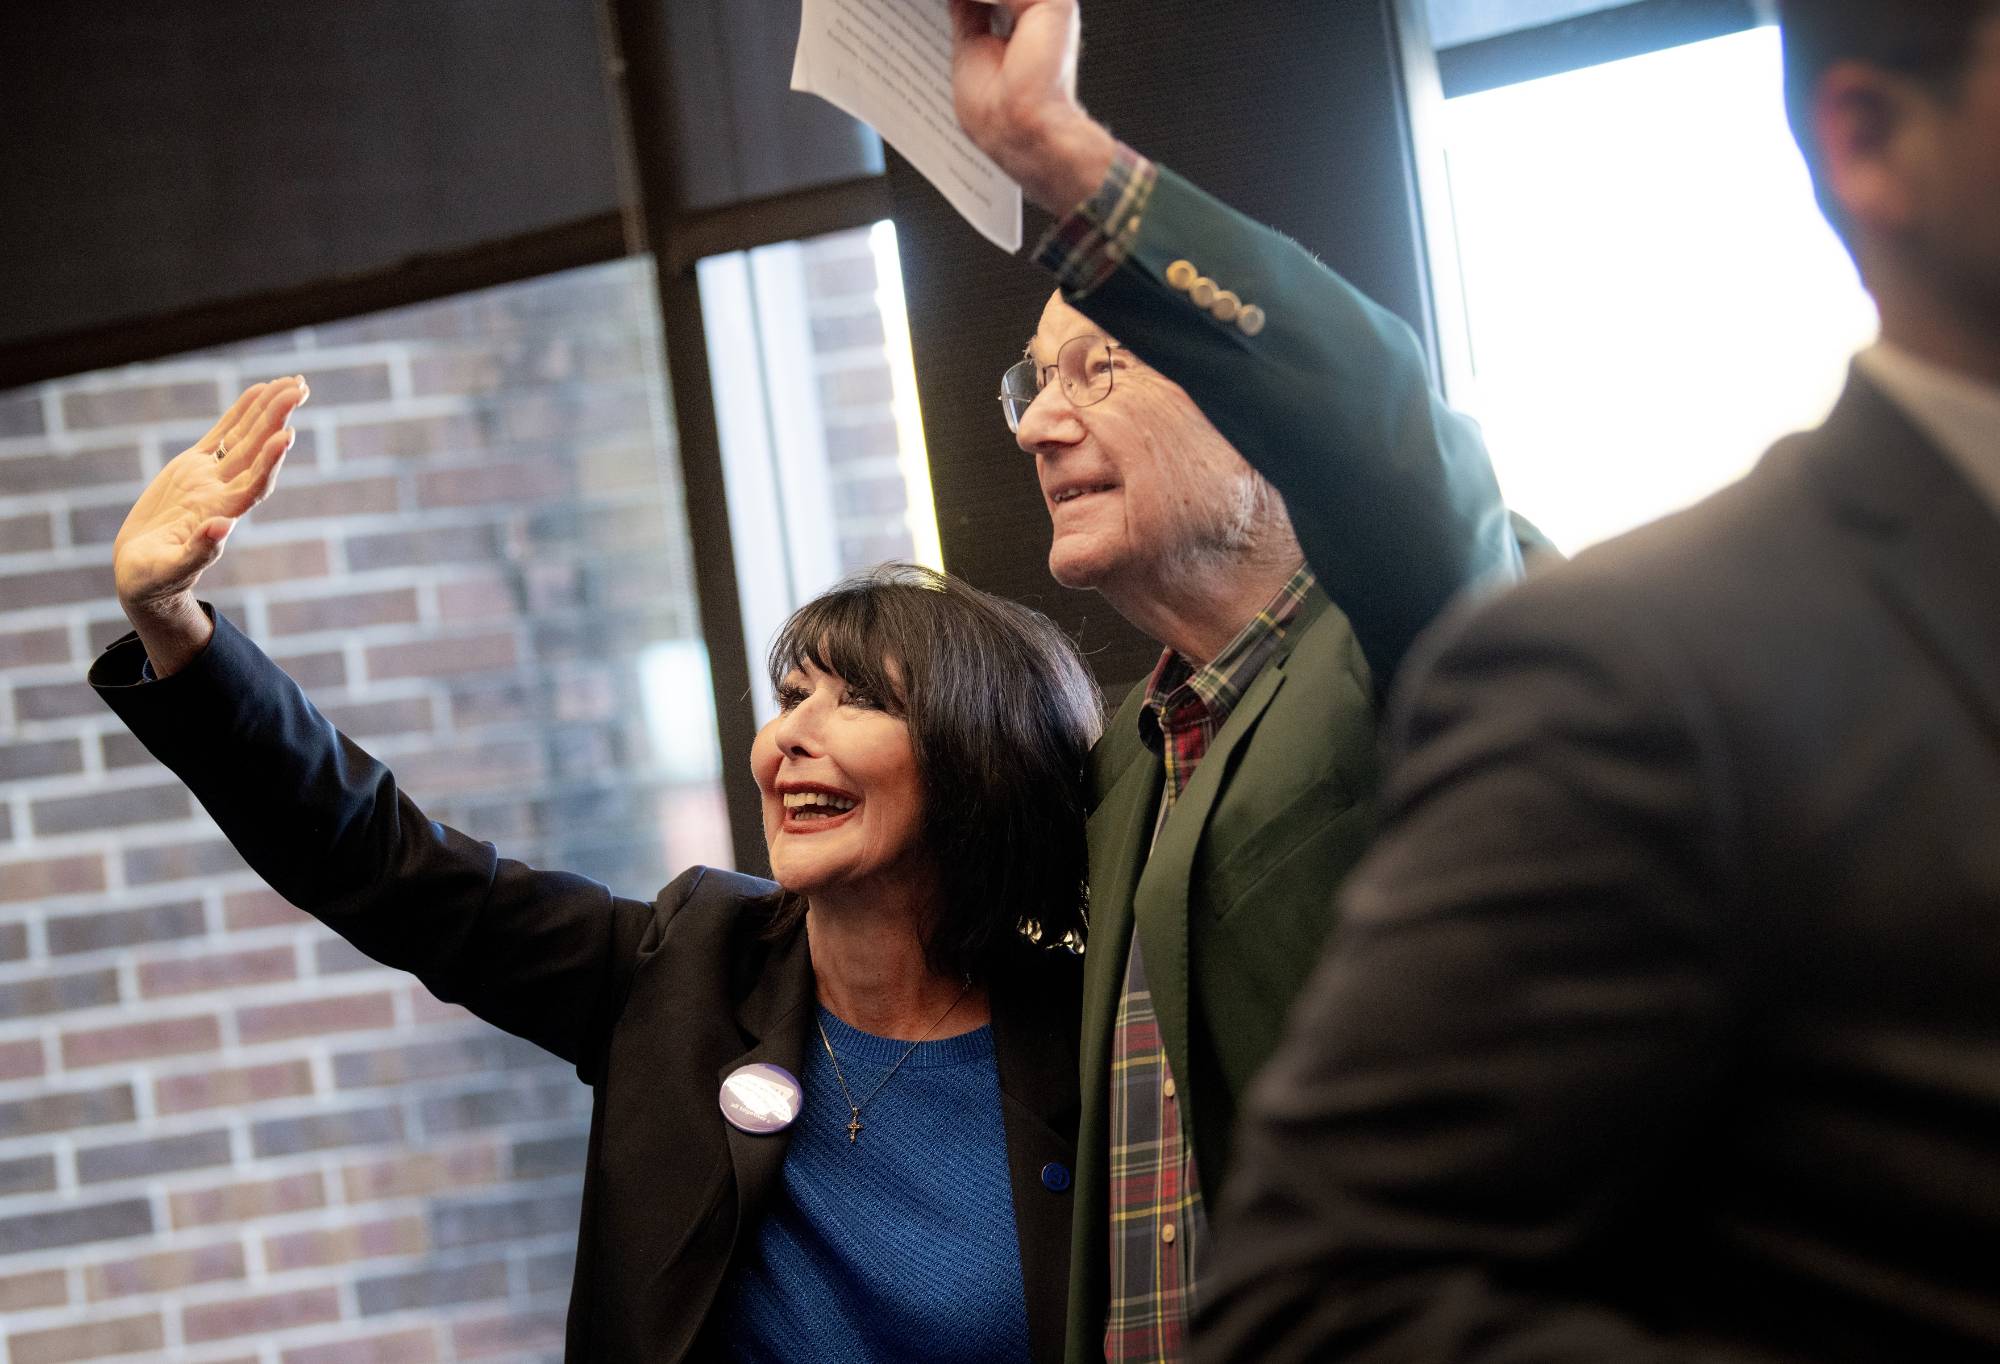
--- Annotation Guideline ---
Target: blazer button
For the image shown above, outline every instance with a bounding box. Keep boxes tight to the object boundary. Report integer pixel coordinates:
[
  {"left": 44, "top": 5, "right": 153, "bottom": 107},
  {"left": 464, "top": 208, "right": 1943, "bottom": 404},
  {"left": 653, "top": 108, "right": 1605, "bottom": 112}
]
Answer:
[
  {"left": 1188, "top": 276, "right": 1217, "bottom": 309},
  {"left": 1237, "top": 303, "right": 1267, "bottom": 337},
  {"left": 1041, "top": 1162, "right": 1072, "bottom": 1193},
  {"left": 1166, "top": 259, "right": 1198, "bottom": 291},
  {"left": 1209, "top": 289, "right": 1242, "bottom": 324}
]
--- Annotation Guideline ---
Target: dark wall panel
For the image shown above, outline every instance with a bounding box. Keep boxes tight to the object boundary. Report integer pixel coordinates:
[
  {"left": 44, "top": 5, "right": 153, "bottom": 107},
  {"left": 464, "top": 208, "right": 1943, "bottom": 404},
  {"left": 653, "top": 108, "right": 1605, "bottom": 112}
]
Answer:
[
  {"left": 892, "top": 0, "right": 1443, "bottom": 691},
  {"left": 0, "top": 1, "right": 624, "bottom": 349}
]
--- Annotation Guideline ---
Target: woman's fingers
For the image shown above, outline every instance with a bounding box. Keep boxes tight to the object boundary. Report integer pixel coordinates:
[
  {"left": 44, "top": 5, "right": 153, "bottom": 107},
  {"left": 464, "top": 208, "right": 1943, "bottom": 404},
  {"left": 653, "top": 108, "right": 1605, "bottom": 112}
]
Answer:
[
  {"left": 221, "top": 376, "right": 306, "bottom": 476},
  {"left": 194, "top": 382, "right": 267, "bottom": 455}
]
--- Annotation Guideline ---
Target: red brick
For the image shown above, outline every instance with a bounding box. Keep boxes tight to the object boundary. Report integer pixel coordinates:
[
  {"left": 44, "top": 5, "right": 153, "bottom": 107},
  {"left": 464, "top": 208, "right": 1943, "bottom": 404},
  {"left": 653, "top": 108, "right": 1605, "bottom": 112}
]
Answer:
[
  {"left": 251, "top": 1103, "right": 405, "bottom": 1158},
  {"left": 0, "top": 920, "right": 25, "bottom": 962},
  {"left": 0, "top": 510, "right": 54, "bottom": 552},
  {"left": 169, "top": 1171, "right": 326, "bottom": 1229},
  {"left": 0, "top": 1038, "right": 45, "bottom": 1081},
  {"left": 345, "top": 523, "right": 502, "bottom": 571},
  {"left": 224, "top": 887, "right": 309, "bottom": 930},
  {"left": 280, "top": 1328, "right": 440, "bottom": 1364},
  {"left": 237, "top": 991, "right": 396, "bottom": 1044},
  {"left": 121, "top": 840, "right": 245, "bottom": 886},
  {"left": 0, "top": 1197, "right": 151, "bottom": 1255},
  {"left": 0, "top": 443, "right": 143, "bottom": 495},
  {"left": 257, "top": 475, "right": 402, "bottom": 525},
  {"left": 85, "top": 1240, "right": 246, "bottom": 1301},
  {"left": 47, "top": 898, "right": 205, "bottom": 954},
  {"left": 0, "top": 390, "right": 44, "bottom": 438},
  {"left": 317, "top": 695, "right": 437, "bottom": 740},
  {"left": 199, "top": 537, "right": 331, "bottom": 590},
  {"left": 391, "top": 740, "right": 543, "bottom": 797},
  {"left": 0, "top": 854, "right": 105, "bottom": 904},
  {"left": 298, "top": 362, "right": 393, "bottom": 407},
  {"left": 263, "top": 1215, "right": 428, "bottom": 1272},
  {"left": 0, "top": 1153, "right": 57, "bottom": 1196},
  {"left": 30, "top": 783, "right": 190, "bottom": 837},
  {"left": 76, "top": 1128, "right": 232, "bottom": 1183},
  {"left": 62, "top": 380, "right": 220, "bottom": 429},
  {"left": 0, "top": 625, "right": 70, "bottom": 668},
  {"left": 354, "top": 1258, "right": 506, "bottom": 1315},
  {"left": 0, "top": 563, "right": 112, "bottom": 609},
  {"left": 270, "top": 647, "right": 348, "bottom": 689},
  {"left": 0, "top": 969, "right": 121, "bottom": 1022},
  {"left": 450, "top": 1309, "right": 566, "bottom": 1360},
  {"left": 0, "top": 737, "right": 85, "bottom": 781},
  {"left": 416, "top": 461, "right": 570, "bottom": 508},
  {"left": 342, "top": 1143, "right": 501, "bottom": 1203},
  {"left": 62, "top": 1013, "right": 221, "bottom": 1068},
  {"left": 5, "top": 1312, "right": 164, "bottom": 1364},
  {"left": 0, "top": 1267, "right": 66, "bottom": 1312},
  {"left": 65, "top": 500, "right": 132, "bottom": 546},
  {"left": 268, "top": 586, "right": 419, "bottom": 636},
  {"left": 407, "top": 988, "right": 478, "bottom": 1026},
  {"left": 155, "top": 1059, "right": 315, "bottom": 1115},
  {"left": 11, "top": 680, "right": 108, "bottom": 721},
  {"left": 337, "top": 413, "right": 483, "bottom": 461},
  {"left": 182, "top": 1286, "right": 341, "bottom": 1343},
  {"left": 140, "top": 945, "right": 297, "bottom": 998},
  {"left": 365, "top": 631, "right": 517, "bottom": 681},
  {"left": 98, "top": 730, "right": 159, "bottom": 770},
  {"left": 434, "top": 571, "right": 516, "bottom": 621}
]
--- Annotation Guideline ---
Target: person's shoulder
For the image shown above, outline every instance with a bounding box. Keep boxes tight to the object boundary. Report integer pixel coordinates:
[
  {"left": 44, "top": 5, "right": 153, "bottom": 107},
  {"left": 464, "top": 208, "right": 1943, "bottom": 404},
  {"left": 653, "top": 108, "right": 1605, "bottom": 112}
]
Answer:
[
  {"left": 653, "top": 866, "right": 785, "bottom": 936},
  {"left": 1438, "top": 435, "right": 1823, "bottom": 667}
]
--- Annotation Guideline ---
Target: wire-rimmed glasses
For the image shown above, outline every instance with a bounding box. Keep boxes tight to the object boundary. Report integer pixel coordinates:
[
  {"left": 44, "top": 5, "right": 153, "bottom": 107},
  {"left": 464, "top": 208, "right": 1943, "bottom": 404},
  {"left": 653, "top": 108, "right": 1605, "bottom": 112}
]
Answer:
[{"left": 998, "top": 335, "right": 1120, "bottom": 433}]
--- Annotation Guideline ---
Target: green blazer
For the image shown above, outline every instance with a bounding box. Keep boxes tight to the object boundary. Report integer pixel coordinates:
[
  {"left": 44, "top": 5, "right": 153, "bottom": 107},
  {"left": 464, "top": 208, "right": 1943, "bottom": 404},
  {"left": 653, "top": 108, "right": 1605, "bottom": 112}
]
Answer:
[{"left": 1056, "top": 166, "right": 1521, "bottom": 1361}]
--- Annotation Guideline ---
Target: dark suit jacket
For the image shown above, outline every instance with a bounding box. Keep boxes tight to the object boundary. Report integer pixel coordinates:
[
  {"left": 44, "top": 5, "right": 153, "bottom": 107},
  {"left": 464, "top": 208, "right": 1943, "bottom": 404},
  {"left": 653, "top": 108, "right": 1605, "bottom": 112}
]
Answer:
[
  {"left": 91, "top": 613, "right": 1085, "bottom": 1364},
  {"left": 1196, "top": 369, "right": 2000, "bottom": 1363},
  {"left": 1055, "top": 165, "right": 1522, "bottom": 1360}
]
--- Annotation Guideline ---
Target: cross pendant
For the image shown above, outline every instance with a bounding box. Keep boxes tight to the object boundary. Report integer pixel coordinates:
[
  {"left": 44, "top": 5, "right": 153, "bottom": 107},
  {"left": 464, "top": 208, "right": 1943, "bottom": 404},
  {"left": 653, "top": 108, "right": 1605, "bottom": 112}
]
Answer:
[{"left": 846, "top": 1110, "right": 863, "bottom": 1144}]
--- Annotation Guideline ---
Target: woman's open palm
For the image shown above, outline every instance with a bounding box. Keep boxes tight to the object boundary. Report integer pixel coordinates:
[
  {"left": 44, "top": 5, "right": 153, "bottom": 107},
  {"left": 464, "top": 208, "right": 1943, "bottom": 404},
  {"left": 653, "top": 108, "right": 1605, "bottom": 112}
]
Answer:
[{"left": 113, "top": 377, "right": 308, "bottom": 609}]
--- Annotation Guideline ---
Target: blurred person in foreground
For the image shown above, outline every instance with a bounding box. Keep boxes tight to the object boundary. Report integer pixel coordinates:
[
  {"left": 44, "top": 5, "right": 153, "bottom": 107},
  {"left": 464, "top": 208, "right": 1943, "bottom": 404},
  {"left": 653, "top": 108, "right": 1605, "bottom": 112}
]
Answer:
[
  {"left": 1196, "top": 3, "right": 2000, "bottom": 1361},
  {"left": 950, "top": 2, "right": 1533, "bottom": 1358},
  {"left": 92, "top": 377, "right": 1103, "bottom": 1364}
]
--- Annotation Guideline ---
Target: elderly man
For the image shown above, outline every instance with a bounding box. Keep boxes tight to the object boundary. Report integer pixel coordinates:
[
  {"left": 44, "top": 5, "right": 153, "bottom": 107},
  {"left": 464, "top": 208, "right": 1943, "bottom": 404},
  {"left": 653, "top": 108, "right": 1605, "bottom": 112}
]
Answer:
[
  {"left": 950, "top": 3, "right": 1522, "bottom": 1360},
  {"left": 1195, "top": 3, "right": 2000, "bottom": 1361}
]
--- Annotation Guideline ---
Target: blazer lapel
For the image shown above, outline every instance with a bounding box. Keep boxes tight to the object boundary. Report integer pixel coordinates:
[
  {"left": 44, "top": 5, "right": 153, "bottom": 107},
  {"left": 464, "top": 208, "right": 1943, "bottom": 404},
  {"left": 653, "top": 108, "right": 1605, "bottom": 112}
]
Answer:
[
  {"left": 1809, "top": 369, "right": 2000, "bottom": 749},
  {"left": 1131, "top": 645, "right": 1293, "bottom": 1118},
  {"left": 718, "top": 915, "right": 815, "bottom": 1246}
]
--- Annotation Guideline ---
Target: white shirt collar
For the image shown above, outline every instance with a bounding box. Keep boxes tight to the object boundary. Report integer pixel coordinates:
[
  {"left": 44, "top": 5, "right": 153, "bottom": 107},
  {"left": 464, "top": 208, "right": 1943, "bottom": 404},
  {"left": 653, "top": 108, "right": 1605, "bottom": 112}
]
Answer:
[{"left": 1854, "top": 342, "right": 2000, "bottom": 518}]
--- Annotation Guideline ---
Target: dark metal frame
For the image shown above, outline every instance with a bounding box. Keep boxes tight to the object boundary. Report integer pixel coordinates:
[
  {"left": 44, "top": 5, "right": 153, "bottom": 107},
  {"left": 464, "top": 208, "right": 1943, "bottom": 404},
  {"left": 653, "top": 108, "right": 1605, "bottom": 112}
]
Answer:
[{"left": 1437, "top": 0, "right": 1763, "bottom": 99}]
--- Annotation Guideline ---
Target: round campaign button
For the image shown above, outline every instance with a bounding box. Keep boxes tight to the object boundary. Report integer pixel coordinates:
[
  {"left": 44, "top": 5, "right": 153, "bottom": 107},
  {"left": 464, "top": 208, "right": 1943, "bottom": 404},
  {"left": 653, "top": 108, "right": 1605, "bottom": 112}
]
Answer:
[
  {"left": 719, "top": 1063, "right": 803, "bottom": 1135},
  {"left": 1041, "top": 1161, "right": 1072, "bottom": 1193}
]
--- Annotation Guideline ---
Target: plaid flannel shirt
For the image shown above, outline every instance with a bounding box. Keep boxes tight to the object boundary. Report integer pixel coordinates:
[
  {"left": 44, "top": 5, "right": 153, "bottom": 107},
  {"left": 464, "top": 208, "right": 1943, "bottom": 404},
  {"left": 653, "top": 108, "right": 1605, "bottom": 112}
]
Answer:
[
  {"left": 1105, "top": 564, "right": 1317, "bottom": 1363},
  {"left": 1032, "top": 141, "right": 1157, "bottom": 297}
]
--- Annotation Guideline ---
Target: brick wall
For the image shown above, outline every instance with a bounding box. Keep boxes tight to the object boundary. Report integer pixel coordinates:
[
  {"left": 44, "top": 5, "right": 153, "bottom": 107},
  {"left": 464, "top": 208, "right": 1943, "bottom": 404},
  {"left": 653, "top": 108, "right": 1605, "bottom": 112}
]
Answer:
[
  {"left": 800, "top": 230, "right": 922, "bottom": 571},
  {"left": 0, "top": 257, "right": 732, "bottom": 1363}
]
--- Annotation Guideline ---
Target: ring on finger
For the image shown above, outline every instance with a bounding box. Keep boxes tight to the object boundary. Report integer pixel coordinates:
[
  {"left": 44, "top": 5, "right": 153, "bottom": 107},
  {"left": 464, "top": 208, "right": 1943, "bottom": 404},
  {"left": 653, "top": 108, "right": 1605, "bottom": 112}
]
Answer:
[{"left": 212, "top": 438, "right": 228, "bottom": 462}]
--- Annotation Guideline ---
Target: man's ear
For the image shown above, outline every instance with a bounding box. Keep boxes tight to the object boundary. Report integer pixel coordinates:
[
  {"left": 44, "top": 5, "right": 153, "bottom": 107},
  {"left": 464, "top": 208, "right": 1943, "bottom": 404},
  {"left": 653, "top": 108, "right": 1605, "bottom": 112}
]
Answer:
[{"left": 1813, "top": 61, "right": 1925, "bottom": 239}]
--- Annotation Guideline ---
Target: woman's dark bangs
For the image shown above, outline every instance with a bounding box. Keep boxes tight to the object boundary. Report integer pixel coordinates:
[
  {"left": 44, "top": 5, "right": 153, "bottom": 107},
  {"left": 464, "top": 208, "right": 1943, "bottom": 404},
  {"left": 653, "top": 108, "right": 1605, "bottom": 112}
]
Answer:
[{"left": 766, "top": 588, "right": 911, "bottom": 712}]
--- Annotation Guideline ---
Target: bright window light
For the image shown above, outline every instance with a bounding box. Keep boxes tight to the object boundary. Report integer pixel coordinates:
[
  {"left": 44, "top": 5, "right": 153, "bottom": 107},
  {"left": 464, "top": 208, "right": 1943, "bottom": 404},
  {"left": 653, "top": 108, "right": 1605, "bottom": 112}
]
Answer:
[{"left": 1438, "top": 25, "right": 1879, "bottom": 553}]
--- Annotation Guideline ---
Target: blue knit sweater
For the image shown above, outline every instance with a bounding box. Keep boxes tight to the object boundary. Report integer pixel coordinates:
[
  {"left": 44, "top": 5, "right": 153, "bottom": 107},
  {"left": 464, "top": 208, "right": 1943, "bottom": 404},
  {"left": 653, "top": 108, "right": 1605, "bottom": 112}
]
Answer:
[{"left": 723, "top": 1009, "right": 1032, "bottom": 1363}]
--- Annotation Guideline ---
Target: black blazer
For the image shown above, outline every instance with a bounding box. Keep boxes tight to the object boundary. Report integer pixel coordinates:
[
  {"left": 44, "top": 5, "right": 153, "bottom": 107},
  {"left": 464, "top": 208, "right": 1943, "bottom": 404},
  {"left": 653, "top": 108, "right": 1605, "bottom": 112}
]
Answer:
[
  {"left": 91, "top": 614, "right": 1083, "bottom": 1364},
  {"left": 1197, "top": 370, "right": 2000, "bottom": 1363}
]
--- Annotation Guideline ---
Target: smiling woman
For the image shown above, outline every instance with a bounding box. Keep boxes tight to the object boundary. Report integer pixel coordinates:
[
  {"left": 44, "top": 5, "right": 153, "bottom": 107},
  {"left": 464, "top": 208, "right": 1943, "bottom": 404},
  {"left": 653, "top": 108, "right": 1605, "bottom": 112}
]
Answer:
[{"left": 88, "top": 387, "right": 1106, "bottom": 1364}]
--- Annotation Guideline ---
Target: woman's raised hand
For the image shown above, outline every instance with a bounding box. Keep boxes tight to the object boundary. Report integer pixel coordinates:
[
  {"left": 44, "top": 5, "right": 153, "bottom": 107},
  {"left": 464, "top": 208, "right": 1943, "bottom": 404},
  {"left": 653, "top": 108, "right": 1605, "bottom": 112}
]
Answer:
[
  {"left": 112, "top": 376, "right": 308, "bottom": 674},
  {"left": 114, "top": 377, "right": 308, "bottom": 610}
]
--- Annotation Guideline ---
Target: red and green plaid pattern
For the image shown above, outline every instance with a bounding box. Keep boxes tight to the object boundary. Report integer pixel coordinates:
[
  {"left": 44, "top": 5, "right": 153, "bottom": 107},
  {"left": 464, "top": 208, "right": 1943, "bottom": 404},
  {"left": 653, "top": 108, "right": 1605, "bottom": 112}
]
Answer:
[
  {"left": 1105, "top": 564, "right": 1316, "bottom": 1363},
  {"left": 1033, "top": 141, "right": 1157, "bottom": 299}
]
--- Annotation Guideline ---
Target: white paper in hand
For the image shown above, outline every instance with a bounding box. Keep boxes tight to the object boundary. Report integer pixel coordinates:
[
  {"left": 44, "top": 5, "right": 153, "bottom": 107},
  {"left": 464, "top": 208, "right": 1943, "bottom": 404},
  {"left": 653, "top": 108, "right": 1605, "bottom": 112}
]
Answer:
[{"left": 792, "top": 0, "right": 1023, "bottom": 253}]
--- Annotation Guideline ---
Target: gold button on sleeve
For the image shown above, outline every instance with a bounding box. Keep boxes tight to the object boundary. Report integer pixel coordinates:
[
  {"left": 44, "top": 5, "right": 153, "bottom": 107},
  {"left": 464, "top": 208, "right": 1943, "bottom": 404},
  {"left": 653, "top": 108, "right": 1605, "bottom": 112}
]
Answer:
[
  {"left": 1165, "top": 259, "right": 1197, "bottom": 291},
  {"left": 1209, "top": 289, "right": 1241, "bottom": 323},
  {"left": 1188, "top": 276, "right": 1217, "bottom": 309},
  {"left": 1162, "top": 1223, "right": 1177, "bottom": 1244},
  {"left": 1237, "top": 303, "right": 1267, "bottom": 337}
]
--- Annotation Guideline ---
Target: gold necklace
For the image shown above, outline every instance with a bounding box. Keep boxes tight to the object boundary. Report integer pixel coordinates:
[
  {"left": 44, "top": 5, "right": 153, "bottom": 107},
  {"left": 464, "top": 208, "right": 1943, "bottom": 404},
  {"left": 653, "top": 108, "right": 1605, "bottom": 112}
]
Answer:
[{"left": 816, "top": 978, "right": 973, "bottom": 1144}]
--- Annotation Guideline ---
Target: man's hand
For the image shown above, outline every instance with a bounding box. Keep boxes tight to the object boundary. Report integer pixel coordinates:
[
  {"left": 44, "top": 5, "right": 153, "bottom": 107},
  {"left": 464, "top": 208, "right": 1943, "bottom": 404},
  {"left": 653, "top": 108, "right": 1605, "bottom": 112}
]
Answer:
[
  {"left": 112, "top": 375, "right": 308, "bottom": 675},
  {"left": 950, "top": 0, "right": 1115, "bottom": 214}
]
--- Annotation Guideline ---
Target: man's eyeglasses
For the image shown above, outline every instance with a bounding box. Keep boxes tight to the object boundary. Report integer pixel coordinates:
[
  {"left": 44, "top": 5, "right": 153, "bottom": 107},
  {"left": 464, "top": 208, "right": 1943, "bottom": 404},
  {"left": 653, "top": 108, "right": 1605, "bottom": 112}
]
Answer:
[{"left": 998, "top": 335, "right": 1120, "bottom": 433}]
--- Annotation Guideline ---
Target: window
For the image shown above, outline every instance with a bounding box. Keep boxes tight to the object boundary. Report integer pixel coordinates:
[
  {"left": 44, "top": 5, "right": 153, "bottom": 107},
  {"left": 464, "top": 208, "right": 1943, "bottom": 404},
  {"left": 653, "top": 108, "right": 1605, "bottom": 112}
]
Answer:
[
  {"left": 1432, "top": 24, "right": 1878, "bottom": 552},
  {"left": 697, "top": 221, "right": 943, "bottom": 722}
]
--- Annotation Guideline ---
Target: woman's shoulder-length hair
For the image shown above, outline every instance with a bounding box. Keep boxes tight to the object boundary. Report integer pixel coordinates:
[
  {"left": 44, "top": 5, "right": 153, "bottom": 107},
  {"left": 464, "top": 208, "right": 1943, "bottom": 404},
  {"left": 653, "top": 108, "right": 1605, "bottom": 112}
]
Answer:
[{"left": 764, "top": 564, "right": 1103, "bottom": 979}]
